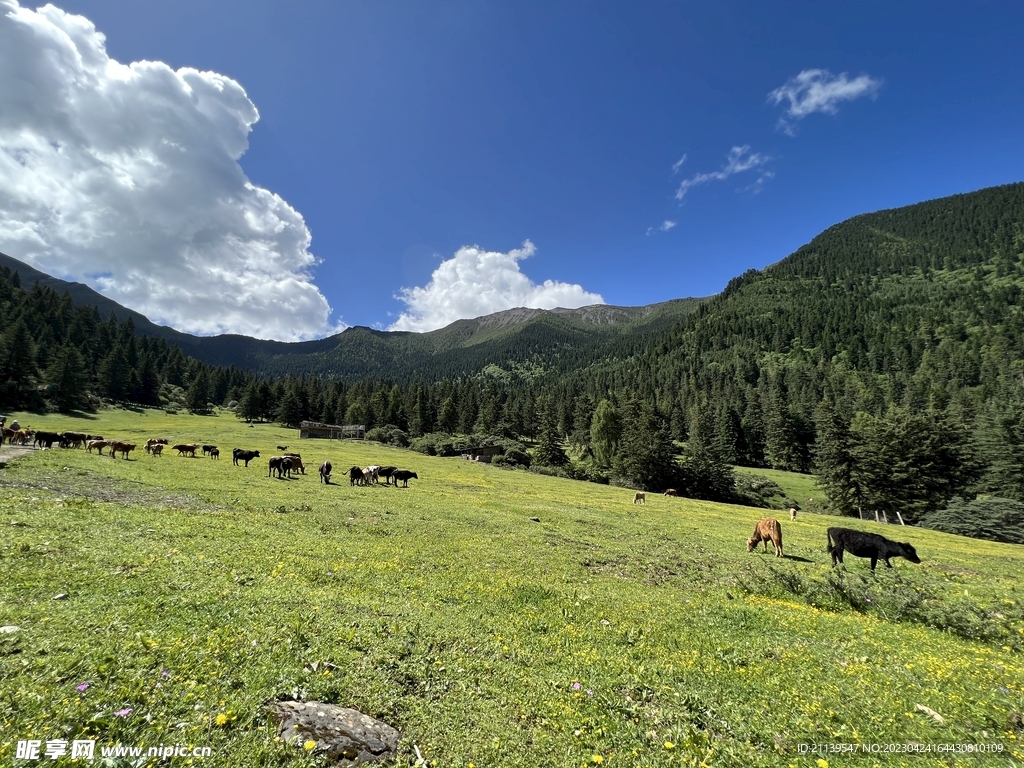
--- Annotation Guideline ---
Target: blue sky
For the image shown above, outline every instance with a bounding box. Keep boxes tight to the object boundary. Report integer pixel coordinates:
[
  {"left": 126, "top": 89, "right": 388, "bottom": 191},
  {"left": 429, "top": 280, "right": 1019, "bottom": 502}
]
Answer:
[{"left": 2, "top": 1, "right": 1022, "bottom": 339}]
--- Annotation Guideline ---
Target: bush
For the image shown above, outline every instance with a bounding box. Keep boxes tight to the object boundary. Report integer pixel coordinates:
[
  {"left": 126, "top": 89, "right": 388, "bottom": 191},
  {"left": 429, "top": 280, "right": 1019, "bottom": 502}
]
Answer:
[
  {"left": 733, "top": 473, "right": 794, "bottom": 509},
  {"left": 917, "top": 497, "right": 1024, "bottom": 545},
  {"left": 366, "top": 424, "right": 411, "bottom": 448}
]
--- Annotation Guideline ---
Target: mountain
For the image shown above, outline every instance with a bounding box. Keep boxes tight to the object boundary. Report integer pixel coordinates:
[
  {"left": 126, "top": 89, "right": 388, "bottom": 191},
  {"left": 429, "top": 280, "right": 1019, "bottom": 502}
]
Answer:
[{"left": 0, "top": 250, "right": 706, "bottom": 380}]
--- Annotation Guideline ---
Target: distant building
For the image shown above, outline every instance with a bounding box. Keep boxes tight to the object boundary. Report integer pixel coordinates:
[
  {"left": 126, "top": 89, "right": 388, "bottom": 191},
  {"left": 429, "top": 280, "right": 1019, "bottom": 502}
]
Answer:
[{"left": 299, "top": 421, "right": 365, "bottom": 440}]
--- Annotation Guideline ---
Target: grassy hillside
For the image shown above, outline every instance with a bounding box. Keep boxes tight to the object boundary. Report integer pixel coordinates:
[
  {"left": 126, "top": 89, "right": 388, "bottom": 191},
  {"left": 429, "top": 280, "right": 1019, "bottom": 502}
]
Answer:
[{"left": 1, "top": 410, "right": 1022, "bottom": 767}]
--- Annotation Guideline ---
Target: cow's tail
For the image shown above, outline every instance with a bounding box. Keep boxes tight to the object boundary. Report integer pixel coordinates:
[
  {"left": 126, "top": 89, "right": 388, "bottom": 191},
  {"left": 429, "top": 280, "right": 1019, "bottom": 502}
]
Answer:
[{"left": 826, "top": 528, "right": 835, "bottom": 554}]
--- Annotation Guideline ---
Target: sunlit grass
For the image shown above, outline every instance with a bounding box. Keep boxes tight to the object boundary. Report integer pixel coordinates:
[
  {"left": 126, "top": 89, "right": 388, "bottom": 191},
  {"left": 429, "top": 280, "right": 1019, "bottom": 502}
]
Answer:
[{"left": 1, "top": 409, "right": 1021, "bottom": 766}]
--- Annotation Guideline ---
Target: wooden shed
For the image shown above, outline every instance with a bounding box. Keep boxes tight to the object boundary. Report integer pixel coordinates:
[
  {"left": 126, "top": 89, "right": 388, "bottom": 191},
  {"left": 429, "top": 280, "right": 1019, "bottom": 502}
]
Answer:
[{"left": 300, "top": 421, "right": 365, "bottom": 440}]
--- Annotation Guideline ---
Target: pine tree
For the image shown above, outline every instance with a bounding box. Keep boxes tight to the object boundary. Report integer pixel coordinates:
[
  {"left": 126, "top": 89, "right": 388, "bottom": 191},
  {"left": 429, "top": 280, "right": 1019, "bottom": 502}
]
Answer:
[
  {"left": 97, "top": 343, "right": 130, "bottom": 401},
  {"left": 46, "top": 345, "right": 89, "bottom": 412},
  {"left": 613, "top": 401, "right": 681, "bottom": 491},
  {"left": 238, "top": 381, "right": 261, "bottom": 422},
  {"left": 186, "top": 368, "right": 211, "bottom": 413},
  {"left": 277, "top": 385, "right": 303, "bottom": 428},
  {"left": 681, "top": 408, "right": 734, "bottom": 501},
  {"left": 534, "top": 395, "right": 568, "bottom": 467},
  {"left": 814, "top": 398, "right": 860, "bottom": 516},
  {"left": 590, "top": 399, "right": 621, "bottom": 467}
]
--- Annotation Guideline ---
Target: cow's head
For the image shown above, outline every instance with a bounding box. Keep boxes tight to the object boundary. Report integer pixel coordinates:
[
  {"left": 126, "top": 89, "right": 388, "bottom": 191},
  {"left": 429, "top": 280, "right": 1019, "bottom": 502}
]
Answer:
[
  {"left": 746, "top": 537, "right": 759, "bottom": 552},
  {"left": 900, "top": 543, "right": 921, "bottom": 563}
]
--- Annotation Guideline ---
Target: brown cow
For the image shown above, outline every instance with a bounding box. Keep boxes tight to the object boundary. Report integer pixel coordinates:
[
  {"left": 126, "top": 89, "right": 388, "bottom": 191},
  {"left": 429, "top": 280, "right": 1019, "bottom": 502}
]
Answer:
[
  {"left": 108, "top": 441, "right": 136, "bottom": 459},
  {"left": 151, "top": 443, "right": 164, "bottom": 456},
  {"left": 663, "top": 489, "right": 678, "bottom": 496},
  {"left": 86, "top": 439, "right": 110, "bottom": 454},
  {"left": 747, "top": 518, "right": 784, "bottom": 558},
  {"left": 633, "top": 492, "right": 646, "bottom": 505},
  {"left": 790, "top": 507, "right": 797, "bottom": 521},
  {"left": 172, "top": 443, "right": 198, "bottom": 457},
  {"left": 283, "top": 453, "right": 305, "bottom": 474}
]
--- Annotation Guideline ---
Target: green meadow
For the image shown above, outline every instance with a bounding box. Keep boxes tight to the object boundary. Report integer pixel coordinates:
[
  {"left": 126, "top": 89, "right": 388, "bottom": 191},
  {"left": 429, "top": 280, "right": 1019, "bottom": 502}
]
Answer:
[{"left": 1, "top": 409, "right": 1022, "bottom": 767}]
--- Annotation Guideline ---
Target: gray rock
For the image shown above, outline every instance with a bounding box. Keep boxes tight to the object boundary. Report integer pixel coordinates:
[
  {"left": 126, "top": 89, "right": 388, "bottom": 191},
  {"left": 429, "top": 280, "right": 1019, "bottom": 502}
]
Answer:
[
  {"left": 267, "top": 700, "right": 400, "bottom": 765},
  {"left": 0, "top": 626, "right": 20, "bottom": 634}
]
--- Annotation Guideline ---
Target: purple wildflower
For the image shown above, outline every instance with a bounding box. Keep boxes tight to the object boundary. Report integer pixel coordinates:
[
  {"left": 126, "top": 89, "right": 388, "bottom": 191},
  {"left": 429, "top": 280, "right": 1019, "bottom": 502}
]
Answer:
[
  {"left": 161, "top": 669, "right": 171, "bottom": 678},
  {"left": 114, "top": 708, "right": 133, "bottom": 717},
  {"left": 572, "top": 682, "right": 581, "bottom": 691},
  {"left": 76, "top": 683, "right": 89, "bottom": 692}
]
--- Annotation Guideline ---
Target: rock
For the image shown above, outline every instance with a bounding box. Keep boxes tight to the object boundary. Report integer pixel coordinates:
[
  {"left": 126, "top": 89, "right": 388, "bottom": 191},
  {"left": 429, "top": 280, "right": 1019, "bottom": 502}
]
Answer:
[
  {"left": 53, "top": 593, "right": 69, "bottom": 600},
  {"left": 0, "top": 626, "right": 20, "bottom": 634},
  {"left": 267, "top": 700, "right": 400, "bottom": 765}
]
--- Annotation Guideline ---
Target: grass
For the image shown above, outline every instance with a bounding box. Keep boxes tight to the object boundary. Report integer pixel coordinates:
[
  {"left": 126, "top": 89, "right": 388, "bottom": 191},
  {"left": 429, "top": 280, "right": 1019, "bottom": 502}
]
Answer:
[
  {"left": 1, "top": 408, "right": 1022, "bottom": 767},
  {"left": 733, "top": 466, "right": 826, "bottom": 513}
]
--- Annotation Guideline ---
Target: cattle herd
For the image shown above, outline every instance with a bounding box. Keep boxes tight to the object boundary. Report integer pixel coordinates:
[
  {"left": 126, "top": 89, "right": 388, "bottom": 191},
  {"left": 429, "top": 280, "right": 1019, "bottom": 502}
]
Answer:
[
  {"left": 2, "top": 426, "right": 419, "bottom": 490},
  {"left": 5, "top": 422, "right": 923, "bottom": 572}
]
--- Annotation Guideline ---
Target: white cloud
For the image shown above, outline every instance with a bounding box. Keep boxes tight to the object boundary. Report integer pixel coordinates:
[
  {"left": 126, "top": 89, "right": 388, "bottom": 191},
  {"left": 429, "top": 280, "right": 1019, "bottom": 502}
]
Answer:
[
  {"left": 768, "top": 68, "right": 882, "bottom": 135},
  {"left": 674, "top": 146, "right": 771, "bottom": 200},
  {"left": 0, "top": 0, "right": 343, "bottom": 341},
  {"left": 646, "top": 220, "right": 677, "bottom": 236},
  {"left": 671, "top": 154, "right": 687, "bottom": 175},
  {"left": 389, "top": 240, "right": 604, "bottom": 332}
]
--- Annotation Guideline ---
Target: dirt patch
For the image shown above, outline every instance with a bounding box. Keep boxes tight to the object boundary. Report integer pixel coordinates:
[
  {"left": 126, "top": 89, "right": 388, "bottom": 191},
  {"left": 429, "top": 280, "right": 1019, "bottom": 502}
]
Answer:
[
  {"left": 0, "top": 444, "right": 34, "bottom": 466},
  {"left": 0, "top": 462, "right": 218, "bottom": 511}
]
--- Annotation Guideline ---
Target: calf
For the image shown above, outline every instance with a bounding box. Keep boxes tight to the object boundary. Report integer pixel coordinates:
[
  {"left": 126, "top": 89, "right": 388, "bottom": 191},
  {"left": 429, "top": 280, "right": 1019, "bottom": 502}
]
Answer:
[
  {"left": 202, "top": 444, "right": 217, "bottom": 456},
  {"left": 233, "top": 448, "right": 260, "bottom": 466},
  {"left": 283, "top": 453, "right": 305, "bottom": 475},
  {"left": 108, "top": 441, "right": 136, "bottom": 460},
  {"left": 827, "top": 527, "right": 921, "bottom": 572},
  {"left": 209, "top": 447, "right": 219, "bottom": 459},
  {"left": 633, "top": 491, "right": 646, "bottom": 505},
  {"left": 392, "top": 469, "right": 418, "bottom": 487},
  {"left": 86, "top": 439, "right": 109, "bottom": 455},
  {"left": 747, "top": 518, "right": 784, "bottom": 558},
  {"left": 173, "top": 443, "right": 198, "bottom": 457},
  {"left": 319, "top": 461, "right": 332, "bottom": 484},
  {"left": 151, "top": 443, "right": 164, "bottom": 456}
]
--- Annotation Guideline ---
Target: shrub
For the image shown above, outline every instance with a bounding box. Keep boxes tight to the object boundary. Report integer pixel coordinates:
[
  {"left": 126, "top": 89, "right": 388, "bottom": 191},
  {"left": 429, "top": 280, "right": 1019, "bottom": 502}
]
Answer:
[
  {"left": 366, "top": 424, "right": 411, "bottom": 448},
  {"left": 733, "top": 473, "right": 793, "bottom": 509},
  {"left": 917, "top": 497, "right": 1024, "bottom": 545}
]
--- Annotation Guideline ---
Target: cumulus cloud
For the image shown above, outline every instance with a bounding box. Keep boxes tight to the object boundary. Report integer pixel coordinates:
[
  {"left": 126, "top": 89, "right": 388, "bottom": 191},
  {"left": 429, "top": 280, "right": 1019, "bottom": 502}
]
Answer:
[
  {"left": 646, "top": 220, "right": 677, "bottom": 236},
  {"left": 389, "top": 240, "right": 604, "bottom": 332},
  {"left": 674, "top": 146, "right": 771, "bottom": 201},
  {"left": 768, "top": 68, "right": 882, "bottom": 135},
  {"left": 0, "top": 0, "right": 342, "bottom": 341}
]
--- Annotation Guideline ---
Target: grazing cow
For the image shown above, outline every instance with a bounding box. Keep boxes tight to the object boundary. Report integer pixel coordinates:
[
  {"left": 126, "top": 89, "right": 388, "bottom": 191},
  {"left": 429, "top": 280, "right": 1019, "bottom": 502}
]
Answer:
[
  {"left": 173, "top": 443, "right": 198, "bottom": 457},
  {"left": 233, "top": 448, "right": 260, "bottom": 467},
  {"left": 34, "top": 431, "right": 61, "bottom": 449},
  {"left": 633, "top": 492, "right": 646, "bottom": 505},
  {"left": 151, "top": 443, "right": 164, "bottom": 456},
  {"left": 363, "top": 466, "right": 380, "bottom": 484},
  {"left": 319, "top": 461, "right": 332, "bottom": 484},
  {"left": 86, "top": 439, "right": 109, "bottom": 455},
  {"left": 202, "top": 445, "right": 217, "bottom": 456},
  {"left": 209, "top": 447, "right": 219, "bottom": 459},
  {"left": 663, "top": 489, "right": 678, "bottom": 496},
  {"left": 378, "top": 466, "right": 398, "bottom": 485},
  {"left": 827, "top": 527, "right": 921, "bottom": 572},
  {"left": 747, "top": 518, "right": 784, "bottom": 558},
  {"left": 145, "top": 438, "right": 168, "bottom": 454},
  {"left": 277, "top": 445, "right": 288, "bottom": 451},
  {"left": 392, "top": 469, "right": 418, "bottom": 487},
  {"left": 283, "top": 453, "right": 305, "bottom": 474},
  {"left": 790, "top": 508, "right": 798, "bottom": 521},
  {"left": 348, "top": 465, "right": 364, "bottom": 486},
  {"left": 108, "top": 441, "right": 136, "bottom": 459}
]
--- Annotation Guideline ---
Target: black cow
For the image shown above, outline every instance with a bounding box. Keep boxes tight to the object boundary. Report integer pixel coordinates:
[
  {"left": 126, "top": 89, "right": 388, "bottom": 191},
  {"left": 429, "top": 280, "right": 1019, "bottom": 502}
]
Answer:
[
  {"left": 392, "top": 470, "right": 418, "bottom": 487},
  {"left": 319, "top": 461, "right": 332, "bottom": 484},
  {"left": 827, "top": 527, "right": 921, "bottom": 572},
  {"left": 348, "top": 465, "right": 364, "bottom": 486},
  {"left": 269, "top": 456, "right": 294, "bottom": 479},
  {"left": 378, "top": 466, "right": 398, "bottom": 485},
  {"left": 209, "top": 448, "right": 220, "bottom": 460},
  {"left": 34, "top": 431, "right": 61, "bottom": 449},
  {"left": 202, "top": 444, "right": 217, "bottom": 456},
  {"left": 233, "top": 448, "right": 260, "bottom": 467}
]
